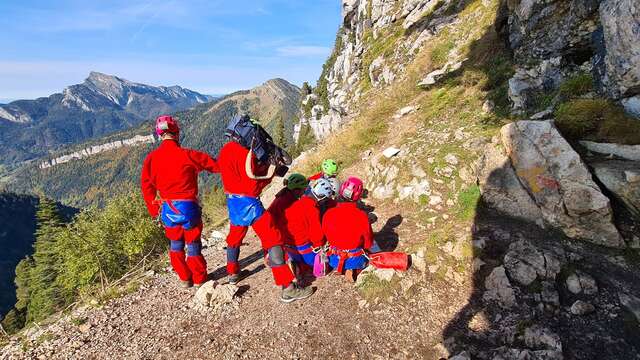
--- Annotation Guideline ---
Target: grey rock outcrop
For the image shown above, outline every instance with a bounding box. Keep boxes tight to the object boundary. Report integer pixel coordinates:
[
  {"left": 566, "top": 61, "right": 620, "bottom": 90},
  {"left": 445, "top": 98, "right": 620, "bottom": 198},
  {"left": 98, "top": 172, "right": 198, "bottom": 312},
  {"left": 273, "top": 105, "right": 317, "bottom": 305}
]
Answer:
[
  {"left": 504, "top": 240, "right": 562, "bottom": 286},
  {"left": 476, "top": 142, "right": 544, "bottom": 224},
  {"left": 566, "top": 271, "right": 598, "bottom": 295},
  {"left": 580, "top": 141, "right": 640, "bottom": 161},
  {"left": 500, "top": 0, "right": 640, "bottom": 110},
  {"left": 599, "top": 0, "right": 640, "bottom": 98},
  {"left": 501, "top": 120, "right": 623, "bottom": 247},
  {"left": 590, "top": 160, "right": 640, "bottom": 220},
  {"left": 484, "top": 266, "right": 516, "bottom": 308}
]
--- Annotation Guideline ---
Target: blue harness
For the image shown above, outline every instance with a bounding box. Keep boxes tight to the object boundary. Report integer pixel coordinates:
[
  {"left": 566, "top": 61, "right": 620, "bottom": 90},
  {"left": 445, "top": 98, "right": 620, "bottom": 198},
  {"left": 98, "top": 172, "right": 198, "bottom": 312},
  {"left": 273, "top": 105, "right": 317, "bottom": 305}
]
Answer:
[{"left": 226, "top": 194, "right": 265, "bottom": 226}]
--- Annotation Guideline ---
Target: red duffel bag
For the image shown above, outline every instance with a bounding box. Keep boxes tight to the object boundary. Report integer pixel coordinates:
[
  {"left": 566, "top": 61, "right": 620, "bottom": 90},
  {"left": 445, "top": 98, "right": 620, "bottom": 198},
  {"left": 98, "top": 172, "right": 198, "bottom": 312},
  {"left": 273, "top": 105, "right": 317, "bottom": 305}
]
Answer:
[{"left": 367, "top": 252, "right": 410, "bottom": 271}]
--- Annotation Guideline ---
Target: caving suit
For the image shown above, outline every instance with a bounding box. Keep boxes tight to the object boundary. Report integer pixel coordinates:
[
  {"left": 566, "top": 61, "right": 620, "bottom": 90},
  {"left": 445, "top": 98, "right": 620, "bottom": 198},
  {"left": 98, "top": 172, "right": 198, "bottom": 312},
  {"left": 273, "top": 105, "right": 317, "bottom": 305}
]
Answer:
[
  {"left": 322, "top": 202, "right": 373, "bottom": 272},
  {"left": 218, "top": 141, "right": 295, "bottom": 287},
  {"left": 141, "top": 139, "right": 219, "bottom": 285},
  {"left": 282, "top": 195, "right": 325, "bottom": 267}
]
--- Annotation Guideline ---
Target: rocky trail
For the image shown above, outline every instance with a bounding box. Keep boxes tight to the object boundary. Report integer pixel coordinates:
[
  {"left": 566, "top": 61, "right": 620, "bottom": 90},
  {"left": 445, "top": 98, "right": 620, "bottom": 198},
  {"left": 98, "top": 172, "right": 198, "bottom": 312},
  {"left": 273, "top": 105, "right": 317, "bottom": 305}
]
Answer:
[{"left": 0, "top": 225, "right": 471, "bottom": 360}]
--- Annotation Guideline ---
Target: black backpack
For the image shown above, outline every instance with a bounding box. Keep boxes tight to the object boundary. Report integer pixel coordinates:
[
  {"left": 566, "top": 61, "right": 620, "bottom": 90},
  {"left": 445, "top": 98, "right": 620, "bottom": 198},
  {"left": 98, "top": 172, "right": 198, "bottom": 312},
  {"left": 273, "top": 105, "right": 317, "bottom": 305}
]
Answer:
[{"left": 225, "top": 114, "right": 292, "bottom": 171}]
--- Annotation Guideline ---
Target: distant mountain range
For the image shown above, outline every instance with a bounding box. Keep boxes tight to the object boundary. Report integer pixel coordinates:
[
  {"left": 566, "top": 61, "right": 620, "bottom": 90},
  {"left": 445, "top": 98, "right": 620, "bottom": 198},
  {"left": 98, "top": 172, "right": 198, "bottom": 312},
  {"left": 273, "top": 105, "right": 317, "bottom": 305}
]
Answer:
[
  {"left": 0, "top": 72, "right": 214, "bottom": 167},
  {"left": 4, "top": 78, "right": 301, "bottom": 207}
]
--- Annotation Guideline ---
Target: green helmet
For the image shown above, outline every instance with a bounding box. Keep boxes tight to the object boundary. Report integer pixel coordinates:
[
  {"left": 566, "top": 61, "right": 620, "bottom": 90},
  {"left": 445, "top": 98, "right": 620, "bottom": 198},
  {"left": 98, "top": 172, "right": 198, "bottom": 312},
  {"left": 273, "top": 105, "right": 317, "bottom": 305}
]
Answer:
[
  {"left": 321, "top": 159, "right": 338, "bottom": 177},
  {"left": 286, "top": 173, "right": 309, "bottom": 190}
]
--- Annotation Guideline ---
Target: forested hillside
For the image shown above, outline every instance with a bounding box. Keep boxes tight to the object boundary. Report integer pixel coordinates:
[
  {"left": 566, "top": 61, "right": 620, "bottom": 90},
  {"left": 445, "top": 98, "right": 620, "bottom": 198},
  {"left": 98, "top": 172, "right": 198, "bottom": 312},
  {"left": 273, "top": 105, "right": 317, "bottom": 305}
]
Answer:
[{"left": 4, "top": 79, "right": 301, "bottom": 208}]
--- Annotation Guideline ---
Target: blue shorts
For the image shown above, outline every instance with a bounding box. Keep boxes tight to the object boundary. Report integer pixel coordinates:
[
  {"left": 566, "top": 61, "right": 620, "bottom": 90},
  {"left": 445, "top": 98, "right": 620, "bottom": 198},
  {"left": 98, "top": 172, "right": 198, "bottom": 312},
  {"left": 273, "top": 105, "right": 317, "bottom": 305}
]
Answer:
[
  {"left": 285, "top": 243, "right": 316, "bottom": 266},
  {"left": 328, "top": 248, "right": 368, "bottom": 270},
  {"left": 226, "top": 194, "right": 265, "bottom": 226},
  {"left": 160, "top": 201, "right": 201, "bottom": 229}
]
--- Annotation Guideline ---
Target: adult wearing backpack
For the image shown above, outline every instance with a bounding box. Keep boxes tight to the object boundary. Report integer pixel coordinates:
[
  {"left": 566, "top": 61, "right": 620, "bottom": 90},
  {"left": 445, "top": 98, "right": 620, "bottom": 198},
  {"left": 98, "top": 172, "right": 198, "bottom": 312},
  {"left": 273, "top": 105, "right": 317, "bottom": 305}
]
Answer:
[
  {"left": 141, "top": 115, "right": 219, "bottom": 288},
  {"left": 218, "top": 116, "right": 313, "bottom": 303}
]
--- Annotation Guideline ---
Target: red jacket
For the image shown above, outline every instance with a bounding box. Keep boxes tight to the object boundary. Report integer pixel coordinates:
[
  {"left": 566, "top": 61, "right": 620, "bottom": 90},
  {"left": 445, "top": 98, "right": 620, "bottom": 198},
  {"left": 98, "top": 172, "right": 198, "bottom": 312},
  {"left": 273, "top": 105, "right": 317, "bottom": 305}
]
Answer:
[
  {"left": 141, "top": 140, "right": 219, "bottom": 217},
  {"left": 283, "top": 196, "right": 325, "bottom": 248},
  {"left": 322, "top": 202, "right": 373, "bottom": 250},
  {"left": 308, "top": 172, "right": 324, "bottom": 181},
  {"left": 218, "top": 141, "right": 273, "bottom": 197},
  {"left": 268, "top": 188, "right": 299, "bottom": 230}
]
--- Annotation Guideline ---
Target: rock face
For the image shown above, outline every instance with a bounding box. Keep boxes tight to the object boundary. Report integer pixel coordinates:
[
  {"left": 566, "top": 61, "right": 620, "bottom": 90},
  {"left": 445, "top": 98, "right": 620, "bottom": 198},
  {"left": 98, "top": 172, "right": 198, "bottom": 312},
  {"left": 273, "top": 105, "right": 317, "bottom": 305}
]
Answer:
[
  {"left": 503, "top": 240, "right": 562, "bottom": 286},
  {"left": 476, "top": 142, "right": 544, "bottom": 225},
  {"left": 0, "top": 72, "right": 213, "bottom": 166},
  {"left": 590, "top": 160, "right": 640, "bottom": 220},
  {"left": 580, "top": 141, "right": 640, "bottom": 161},
  {"left": 599, "top": 0, "right": 640, "bottom": 98},
  {"left": 499, "top": 0, "right": 640, "bottom": 110},
  {"left": 500, "top": 120, "right": 623, "bottom": 247},
  {"left": 483, "top": 266, "right": 516, "bottom": 308},
  {"left": 294, "top": 0, "right": 461, "bottom": 142}
]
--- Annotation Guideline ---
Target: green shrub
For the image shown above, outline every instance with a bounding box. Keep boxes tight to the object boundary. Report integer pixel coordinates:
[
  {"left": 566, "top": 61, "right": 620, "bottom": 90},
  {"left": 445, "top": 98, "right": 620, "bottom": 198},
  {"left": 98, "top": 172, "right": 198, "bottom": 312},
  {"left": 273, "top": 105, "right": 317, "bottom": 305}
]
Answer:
[
  {"left": 558, "top": 73, "right": 593, "bottom": 99},
  {"left": 555, "top": 99, "right": 640, "bottom": 144},
  {"left": 9, "top": 193, "right": 165, "bottom": 330}
]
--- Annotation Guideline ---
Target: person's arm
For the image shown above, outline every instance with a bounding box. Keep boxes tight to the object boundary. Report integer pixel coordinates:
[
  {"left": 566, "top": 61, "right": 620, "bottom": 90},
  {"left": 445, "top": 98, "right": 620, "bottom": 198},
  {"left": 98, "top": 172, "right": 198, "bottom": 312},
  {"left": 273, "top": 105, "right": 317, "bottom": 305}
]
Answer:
[
  {"left": 187, "top": 149, "right": 219, "bottom": 173},
  {"left": 245, "top": 150, "right": 275, "bottom": 180},
  {"left": 308, "top": 207, "right": 325, "bottom": 248},
  {"left": 140, "top": 154, "right": 159, "bottom": 218},
  {"left": 363, "top": 217, "right": 374, "bottom": 250}
]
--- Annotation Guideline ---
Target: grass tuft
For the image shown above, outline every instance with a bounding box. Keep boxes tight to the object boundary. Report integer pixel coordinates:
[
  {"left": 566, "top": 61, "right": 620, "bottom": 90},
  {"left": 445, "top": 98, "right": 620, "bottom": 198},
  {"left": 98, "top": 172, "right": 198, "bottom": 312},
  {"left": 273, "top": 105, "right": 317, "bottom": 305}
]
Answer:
[
  {"left": 555, "top": 99, "right": 640, "bottom": 145},
  {"left": 456, "top": 185, "right": 481, "bottom": 220}
]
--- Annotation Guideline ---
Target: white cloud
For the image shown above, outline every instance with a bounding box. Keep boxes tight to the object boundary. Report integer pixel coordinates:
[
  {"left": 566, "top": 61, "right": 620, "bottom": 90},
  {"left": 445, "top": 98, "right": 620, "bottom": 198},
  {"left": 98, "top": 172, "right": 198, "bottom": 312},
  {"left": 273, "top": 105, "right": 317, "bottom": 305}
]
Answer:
[{"left": 276, "top": 45, "right": 331, "bottom": 57}]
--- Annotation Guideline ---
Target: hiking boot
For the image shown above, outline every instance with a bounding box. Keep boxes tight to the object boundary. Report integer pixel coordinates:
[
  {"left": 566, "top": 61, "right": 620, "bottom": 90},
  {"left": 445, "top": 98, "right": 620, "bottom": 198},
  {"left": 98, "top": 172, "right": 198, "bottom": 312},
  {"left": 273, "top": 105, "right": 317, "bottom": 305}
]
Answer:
[
  {"left": 280, "top": 283, "right": 314, "bottom": 303},
  {"left": 228, "top": 273, "right": 240, "bottom": 285},
  {"left": 180, "top": 280, "right": 193, "bottom": 288}
]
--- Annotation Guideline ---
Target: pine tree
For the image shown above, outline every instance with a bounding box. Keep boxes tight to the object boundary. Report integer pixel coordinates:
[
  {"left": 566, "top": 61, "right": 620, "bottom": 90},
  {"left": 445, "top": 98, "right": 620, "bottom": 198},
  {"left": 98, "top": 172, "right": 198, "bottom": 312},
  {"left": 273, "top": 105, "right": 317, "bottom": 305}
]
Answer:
[
  {"left": 25, "top": 196, "right": 64, "bottom": 323},
  {"left": 301, "top": 82, "right": 312, "bottom": 96}
]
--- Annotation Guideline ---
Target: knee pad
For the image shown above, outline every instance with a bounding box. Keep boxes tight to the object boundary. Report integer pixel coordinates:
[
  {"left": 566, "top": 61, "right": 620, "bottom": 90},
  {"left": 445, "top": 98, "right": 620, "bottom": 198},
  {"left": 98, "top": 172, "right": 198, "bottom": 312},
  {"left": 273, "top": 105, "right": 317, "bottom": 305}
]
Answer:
[
  {"left": 226, "top": 246, "right": 240, "bottom": 263},
  {"left": 267, "top": 246, "right": 286, "bottom": 267},
  {"left": 186, "top": 242, "right": 202, "bottom": 257},
  {"left": 170, "top": 240, "right": 185, "bottom": 252}
]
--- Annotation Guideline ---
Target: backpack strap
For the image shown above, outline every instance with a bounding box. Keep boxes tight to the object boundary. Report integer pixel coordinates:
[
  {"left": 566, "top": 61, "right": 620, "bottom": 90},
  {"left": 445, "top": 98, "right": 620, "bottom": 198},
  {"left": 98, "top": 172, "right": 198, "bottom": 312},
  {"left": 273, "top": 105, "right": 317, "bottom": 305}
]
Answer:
[{"left": 245, "top": 149, "right": 275, "bottom": 180}]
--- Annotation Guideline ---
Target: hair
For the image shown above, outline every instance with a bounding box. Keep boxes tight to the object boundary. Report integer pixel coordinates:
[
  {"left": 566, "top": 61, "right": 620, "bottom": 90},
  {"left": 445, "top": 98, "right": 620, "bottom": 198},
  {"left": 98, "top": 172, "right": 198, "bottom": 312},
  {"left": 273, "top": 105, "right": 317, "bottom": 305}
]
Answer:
[{"left": 161, "top": 133, "right": 177, "bottom": 140}]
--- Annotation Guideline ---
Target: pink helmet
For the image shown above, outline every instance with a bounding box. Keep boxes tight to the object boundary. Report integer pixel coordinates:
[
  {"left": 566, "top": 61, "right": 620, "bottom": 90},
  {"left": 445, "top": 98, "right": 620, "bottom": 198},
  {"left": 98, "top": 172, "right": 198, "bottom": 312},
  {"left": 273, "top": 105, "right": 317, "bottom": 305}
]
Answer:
[
  {"left": 339, "top": 176, "right": 364, "bottom": 202},
  {"left": 155, "top": 115, "right": 180, "bottom": 136}
]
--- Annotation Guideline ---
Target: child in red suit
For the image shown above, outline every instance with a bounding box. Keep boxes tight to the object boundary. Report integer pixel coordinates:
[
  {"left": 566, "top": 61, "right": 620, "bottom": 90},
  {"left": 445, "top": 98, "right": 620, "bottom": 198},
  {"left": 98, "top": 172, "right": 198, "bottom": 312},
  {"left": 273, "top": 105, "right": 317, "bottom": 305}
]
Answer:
[{"left": 322, "top": 176, "right": 373, "bottom": 282}]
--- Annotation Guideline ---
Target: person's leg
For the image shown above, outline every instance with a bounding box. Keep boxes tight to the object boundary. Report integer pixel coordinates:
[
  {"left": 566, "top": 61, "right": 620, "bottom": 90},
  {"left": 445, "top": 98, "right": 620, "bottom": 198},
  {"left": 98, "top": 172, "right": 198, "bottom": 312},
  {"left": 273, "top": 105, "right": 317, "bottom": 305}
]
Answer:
[
  {"left": 252, "top": 212, "right": 295, "bottom": 287},
  {"left": 183, "top": 221, "right": 207, "bottom": 285},
  {"left": 225, "top": 224, "right": 248, "bottom": 275},
  {"left": 165, "top": 226, "right": 192, "bottom": 282}
]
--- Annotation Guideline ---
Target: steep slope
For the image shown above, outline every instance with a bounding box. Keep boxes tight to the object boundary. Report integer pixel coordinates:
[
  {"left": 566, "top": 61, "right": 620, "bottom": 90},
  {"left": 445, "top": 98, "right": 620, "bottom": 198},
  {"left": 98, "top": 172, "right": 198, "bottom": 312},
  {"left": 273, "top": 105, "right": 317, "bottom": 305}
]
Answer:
[
  {"left": 0, "top": 72, "right": 213, "bottom": 167},
  {"left": 4, "top": 79, "right": 301, "bottom": 208}
]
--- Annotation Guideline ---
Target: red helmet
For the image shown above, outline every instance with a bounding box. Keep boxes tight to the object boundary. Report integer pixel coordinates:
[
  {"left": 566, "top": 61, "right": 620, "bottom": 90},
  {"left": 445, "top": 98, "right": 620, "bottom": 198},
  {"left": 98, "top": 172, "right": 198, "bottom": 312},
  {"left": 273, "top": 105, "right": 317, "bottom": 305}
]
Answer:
[
  {"left": 155, "top": 115, "right": 180, "bottom": 136},
  {"left": 340, "top": 176, "right": 364, "bottom": 202}
]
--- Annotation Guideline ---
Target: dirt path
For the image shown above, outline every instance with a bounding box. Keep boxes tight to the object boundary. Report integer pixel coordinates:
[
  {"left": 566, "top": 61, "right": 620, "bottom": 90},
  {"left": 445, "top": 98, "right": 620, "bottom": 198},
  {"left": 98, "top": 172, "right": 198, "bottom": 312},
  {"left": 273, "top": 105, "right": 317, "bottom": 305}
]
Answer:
[{"left": 1, "top": 226, "right": 472, "bottom": 360}]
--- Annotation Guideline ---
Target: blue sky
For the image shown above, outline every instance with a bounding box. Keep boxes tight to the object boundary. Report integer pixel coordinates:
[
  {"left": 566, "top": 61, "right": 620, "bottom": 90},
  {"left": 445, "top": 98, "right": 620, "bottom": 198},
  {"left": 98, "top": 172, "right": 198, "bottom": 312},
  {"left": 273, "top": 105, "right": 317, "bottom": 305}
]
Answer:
[{"left": 0, "top": 0, "right": 341, "bottom": 101}]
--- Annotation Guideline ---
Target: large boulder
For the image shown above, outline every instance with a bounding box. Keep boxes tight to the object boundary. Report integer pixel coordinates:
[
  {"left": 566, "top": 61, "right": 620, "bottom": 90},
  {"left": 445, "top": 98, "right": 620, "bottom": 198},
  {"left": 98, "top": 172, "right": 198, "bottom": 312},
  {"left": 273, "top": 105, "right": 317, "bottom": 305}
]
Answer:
[
  {"left": 580, "top": 141, "right": 640, "bottom": 161},
  {"left": 501, "top": 120, "right": 623, "bottom": 247},
  {"left": 477, "top": 142, "right": 544, "bottom": 225},
  {"left": 590, "top": 160, "right": 640, "bottom": 220}
]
